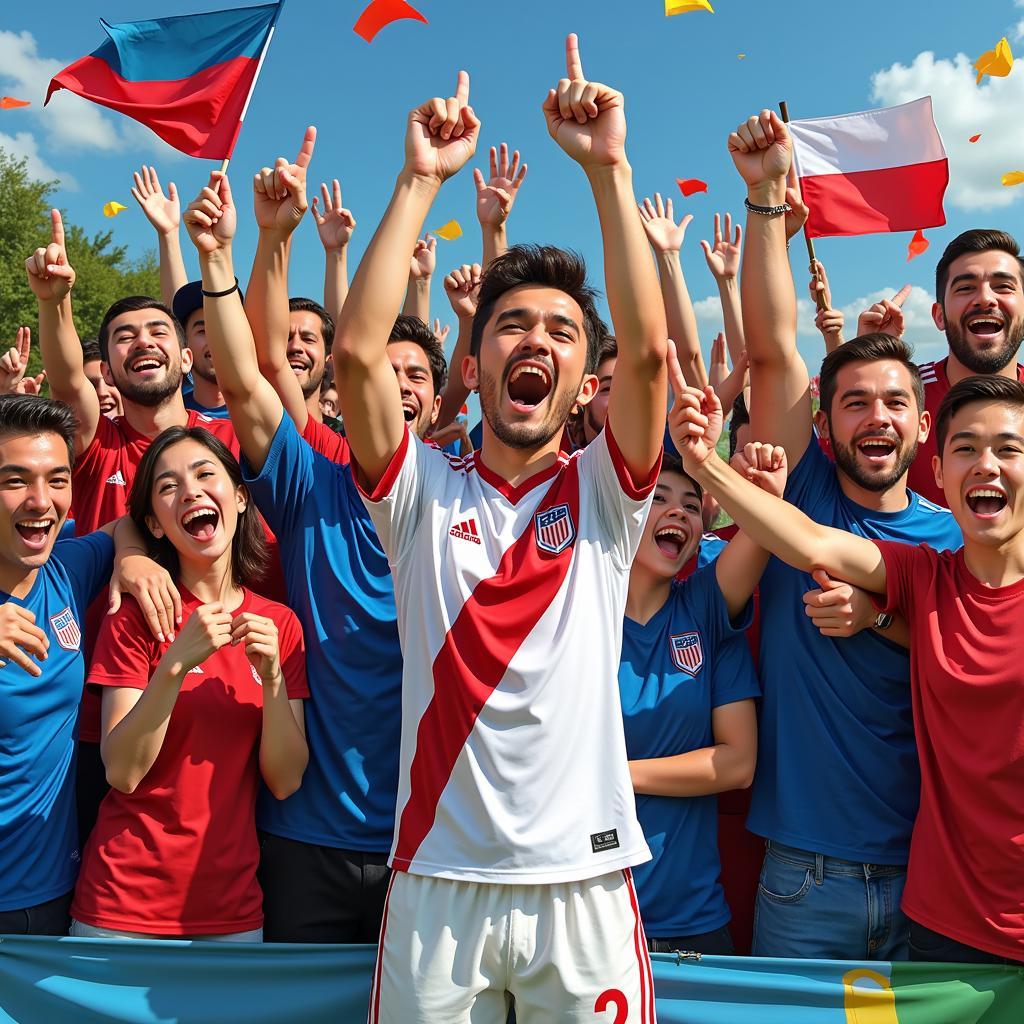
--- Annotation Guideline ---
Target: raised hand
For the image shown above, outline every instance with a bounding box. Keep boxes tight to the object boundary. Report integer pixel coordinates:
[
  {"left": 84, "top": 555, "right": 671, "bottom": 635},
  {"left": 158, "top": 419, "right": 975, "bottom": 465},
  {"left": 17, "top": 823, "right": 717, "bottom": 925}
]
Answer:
[
  {"left": 543, "top": 33, "right": 627, "bottom": 170},
  {"left": 405, "top": 70, "right": 480, "bottom": 185},
  {"left": 730, "top": 440, "right": 788, "bottom": 499},
  {"left": 444, "top": 262, "right": 483, "bottom": 320},
  {"left": 130, "top": 165, "right": 180, "bottom": 236},
  {"left": 700, "top": 212, "right": 742, "bottom": 280},
  {"left": 311, "top": 178, "right": 356, "bottom": 251},
  {"left": 474, "top": 143, "right": 528, "bottom": 227},
  {"left": 857, "top": 284, "right": 912, "bottom": 339},
  {"left": 254, "top": 126, "right": 317, "bottom": 236},
  {"left": 0, "top": 328, "right": 33, "bottom": 395},
  {"left": 410, "top": 235, "right": 436, "bottom": 281},
  {"left": 784, "top": 164, "right": 810, "bottom": 241},
  {"left": 432, "top": 318, "right": 450, "bottom": 346},
  {"left": 25, "top": 209, "right": 76, "bottom": 303},
  {"left": 638, "top": 193, "right": 692, "bottom": 253},
  {"left": 666, "top": 344, "right": 723, "bottom": 468},
  {"left": 0, "top": 603, "right": 49, "bottom": 676},
  {"left": 708, "top": 332, "right": 729, "bottom": 391},
  {"left": 728, "top": 110, "right": 792, "bottom": 189},
  {"left": 183, "top": 172, "right": 237, "bottom": 255},
  {"left": 230, "top": 612, "right": 283, "bottom": 689},
  {"left": 165, "top": 603, "right": 232, "bottom": 673}
]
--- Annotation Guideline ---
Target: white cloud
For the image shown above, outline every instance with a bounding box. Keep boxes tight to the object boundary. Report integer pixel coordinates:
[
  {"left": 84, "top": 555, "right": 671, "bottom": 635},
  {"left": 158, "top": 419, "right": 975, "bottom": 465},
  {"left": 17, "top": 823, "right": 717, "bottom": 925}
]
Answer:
[
  {"left": 0, "top": 130, "right": 78, "bottom": 190},
  {"left": 871, "top": 50, "right": 1024, "bottom": 211}
]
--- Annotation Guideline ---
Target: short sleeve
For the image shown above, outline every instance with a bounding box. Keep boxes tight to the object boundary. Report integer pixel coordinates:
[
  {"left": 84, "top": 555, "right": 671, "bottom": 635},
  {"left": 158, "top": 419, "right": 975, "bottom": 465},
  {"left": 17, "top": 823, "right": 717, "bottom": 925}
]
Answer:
[
  {"left": 274, "top": 606, "right": 310, "bottom": 701},
  {"left": 872, "top": 540, "right": 931, "bottom": 617},
  {"left": 783, "top": 434, "right": 840, "bottom": 515},
  {"left": 242, "top": 413, "right": 319, "bottom": 537},
  {"left": 577, "top": 424, "right": 661, "bottom": 569},
  {"left": 89, "top": 596, "right": 159, "bottom": 691},
  {"left": 53, "top": 532, "right": 114, "bottom": 613}
]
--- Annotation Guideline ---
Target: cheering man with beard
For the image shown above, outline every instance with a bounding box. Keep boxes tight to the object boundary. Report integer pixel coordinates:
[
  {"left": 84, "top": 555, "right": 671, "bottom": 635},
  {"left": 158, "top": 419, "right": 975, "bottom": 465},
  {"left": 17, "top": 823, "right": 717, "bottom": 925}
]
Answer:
[
  {"left": 909, "top": 230, "right": 1024, "bottom": 506},
  {"left": 334, "top": 36, "right": 667, "bottom": 1023},
  {"left": 727, "top": 109, "right": 963, "bottom": 961}
]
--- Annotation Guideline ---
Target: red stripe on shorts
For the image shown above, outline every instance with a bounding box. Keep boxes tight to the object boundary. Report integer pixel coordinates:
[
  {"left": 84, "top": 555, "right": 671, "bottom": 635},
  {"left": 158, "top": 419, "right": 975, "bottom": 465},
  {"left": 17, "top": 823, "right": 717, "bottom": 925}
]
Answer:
[
  {"left": 368, "top": 870, "right": 397, "bottom": 1024},
  {"left": 624, "top": 868, "right": 654, "bottom": 1023}
]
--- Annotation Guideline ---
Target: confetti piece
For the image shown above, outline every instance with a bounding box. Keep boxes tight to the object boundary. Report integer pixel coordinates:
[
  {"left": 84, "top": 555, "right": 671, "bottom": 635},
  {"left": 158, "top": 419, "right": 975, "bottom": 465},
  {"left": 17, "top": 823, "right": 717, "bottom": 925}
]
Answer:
[
  {"left": 433, "top": 220, "right": 463, "bottom": 241},
  {"left": 666, "top": 0, "right": 714, "bottom": 13},
  {"left": 974, "top": 36, "right": 1013, "bottom": 85},
  {"left": 906, "top": 229, "right": 929, "bottom": 262},
  {"left": 737, "top": 53, "right": 746, "bottom": 60},
  {"left": 353, "top": 0, "right": 427, "bottom": 43},
  {"left": 103, "top": 201, "right": 128, "bottom": 218},
  {"left": 968, "top": 133, "right": 982, "bottom": 143},
  {"left": 676, "top": 178, "right": 708, "bottom": 197},
  {"left": 1001, "top": 171, "right": 1024, "bottom": 187},
  {"left": 0, "top": 96, "right": 31, "bottom": 109}
]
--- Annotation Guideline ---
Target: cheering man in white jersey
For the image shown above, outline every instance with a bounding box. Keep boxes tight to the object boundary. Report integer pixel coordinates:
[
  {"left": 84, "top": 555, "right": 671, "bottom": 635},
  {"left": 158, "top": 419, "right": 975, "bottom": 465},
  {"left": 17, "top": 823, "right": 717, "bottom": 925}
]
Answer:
[{"left": 334, "top": 35, "right": 668, "bottom": 1024}]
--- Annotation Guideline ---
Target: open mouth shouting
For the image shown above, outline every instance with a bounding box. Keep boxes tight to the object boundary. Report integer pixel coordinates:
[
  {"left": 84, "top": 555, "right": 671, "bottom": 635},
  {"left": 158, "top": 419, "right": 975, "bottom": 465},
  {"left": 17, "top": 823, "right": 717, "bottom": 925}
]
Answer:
[
  {"left": 855, "top": 433, "right": 900, "bottom": 464},
  {"left": 401, "top": 399, "right": 420, "bottom": 423},
  {"left": 653, "top": 524, "right": 689, "bottom": 562},
  {"left": 181, "top": 505, "right": 220, "bottom": 542},
  {"left": 128, "top": 351, "right": 167, "bottom": 375},
  {"left": 505, "top": 360, "right": 554, "bottom": 414},
  {"left": 963, "top": 312, "right": 1006, "bottom": 343},
  {"left": 15, "top": 516, "right": 55, "bottom": 551},
  {"left": 965, "top": 485, "right": 1008, "bottom": 519}
]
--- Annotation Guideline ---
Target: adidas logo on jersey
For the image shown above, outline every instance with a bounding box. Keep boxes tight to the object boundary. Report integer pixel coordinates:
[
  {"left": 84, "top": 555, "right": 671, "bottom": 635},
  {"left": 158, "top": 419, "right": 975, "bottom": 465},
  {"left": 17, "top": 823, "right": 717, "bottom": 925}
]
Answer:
[
  {"left": 449, "top": 516, "right": 481, "bottom": 544},
  {"left": 106, "top": 471, "right": 126, "bottom": 486},
  {"left": 187, "top": 665, "right": 204, "bottom": 674}
]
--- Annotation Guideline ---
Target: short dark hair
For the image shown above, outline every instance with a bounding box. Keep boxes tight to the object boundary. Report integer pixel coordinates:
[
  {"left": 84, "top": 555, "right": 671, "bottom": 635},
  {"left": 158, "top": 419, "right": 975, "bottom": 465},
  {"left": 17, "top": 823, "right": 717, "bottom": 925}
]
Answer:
[
  {"left": 289, "top": 297, "right": 335, "bottom": 349},
  {"left": 388, "top": 315, "right": 447, "bottom": 395},
  {"left": 934, "top": 375, "right": 1024, "bottom": 458},
  {"left": 817, "top": 333, "right": 924, "bottom": 418},
  {"left": 471, "top": 245, "right": 605, "bottom": 373},
  {"left": 595, "top": 333, "right": 618, "bottom": 370},
  {"left": 728, "top": 391, "right": 750, "bottom": 460},
  {"left": 98, "top": 297, "right": 185, "bottom": 362},
  {"left": 129, "top": 426, "right": 268, "bottom": 587},
  {"left": 0, "top": 394, "right": 77, "bottom": 467},
  {"left": 935, "top": 229, "right": 1024, "bottom": 302},
  {"left": 660, "top": 449, "right": 703, "bottom": 505},
  {"left": 81, "top": 339, "right": 101, "bottom": 364}
]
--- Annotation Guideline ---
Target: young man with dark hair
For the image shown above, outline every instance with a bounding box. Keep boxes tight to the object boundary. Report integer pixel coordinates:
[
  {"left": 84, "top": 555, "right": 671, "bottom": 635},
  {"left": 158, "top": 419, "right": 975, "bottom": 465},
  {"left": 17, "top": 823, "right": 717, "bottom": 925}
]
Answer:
[
  {"left": 910, "top": 228, "right": 1024, "bottom": 505},
  {"left": 81, "top": 340, "right": 122, "bottom": 419},
  {"left": 726, "top": 109, "right": 962, "bottom": 960},
  {"left": 171, "top": 281, "right": 231, "bottom": 420},
  {"left": 334, "top": 38, "right": 667, "bottom": 1020},
  {"left": 674, "top": 372, "right": 1024, "bottom": 966}
]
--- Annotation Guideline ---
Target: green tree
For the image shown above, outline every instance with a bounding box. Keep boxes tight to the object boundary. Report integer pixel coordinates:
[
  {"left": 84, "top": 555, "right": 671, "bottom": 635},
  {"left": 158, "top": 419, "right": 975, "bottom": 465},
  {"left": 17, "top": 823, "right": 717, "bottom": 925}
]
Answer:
[{"left": 0, "top": 149, "right": 160, "bottom": 378}]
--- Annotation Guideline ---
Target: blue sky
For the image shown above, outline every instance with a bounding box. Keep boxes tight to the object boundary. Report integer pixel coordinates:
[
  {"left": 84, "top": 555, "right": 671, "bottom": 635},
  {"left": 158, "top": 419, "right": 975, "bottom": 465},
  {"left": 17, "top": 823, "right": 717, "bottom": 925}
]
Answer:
[{"left": 3, "top": 0, "right": 1024, "bottom": 379}]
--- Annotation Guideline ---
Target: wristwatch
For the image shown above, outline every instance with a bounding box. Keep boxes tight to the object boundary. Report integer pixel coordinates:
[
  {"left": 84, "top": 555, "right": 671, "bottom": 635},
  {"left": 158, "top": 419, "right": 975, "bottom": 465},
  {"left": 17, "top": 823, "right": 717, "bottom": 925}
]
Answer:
[{"left": 874, "top": 612, "right": 893, "bottom": 630}]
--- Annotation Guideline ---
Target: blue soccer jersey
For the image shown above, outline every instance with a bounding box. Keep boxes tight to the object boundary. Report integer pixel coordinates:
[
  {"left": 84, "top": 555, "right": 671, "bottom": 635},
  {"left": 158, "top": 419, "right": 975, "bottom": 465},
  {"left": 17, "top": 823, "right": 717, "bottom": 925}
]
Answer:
[
  {"left": 619, "top": 566, "right": 759, "bottom": 937},
  {"left": 748, "top": 437, "right": 963, "bottom": 863},
  {"left": 183, "top": 391, "right": 230, "bottom": 420},
  {"left": 0, "top": 533, "right": 112, "bottom": 911},
  {"left": 243, "top": 414, "right": 401, "bottom": 851}
]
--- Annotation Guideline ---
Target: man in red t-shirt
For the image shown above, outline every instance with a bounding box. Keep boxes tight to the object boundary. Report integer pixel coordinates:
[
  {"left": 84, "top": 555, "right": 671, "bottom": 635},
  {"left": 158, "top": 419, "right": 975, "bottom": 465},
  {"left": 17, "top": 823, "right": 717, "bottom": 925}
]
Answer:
[
  {"left": 675, "top": 374, "right": 1024, "bottom": 965},
  {"left": 908, "top": 229, "right": 1024, "bottom": 506}
]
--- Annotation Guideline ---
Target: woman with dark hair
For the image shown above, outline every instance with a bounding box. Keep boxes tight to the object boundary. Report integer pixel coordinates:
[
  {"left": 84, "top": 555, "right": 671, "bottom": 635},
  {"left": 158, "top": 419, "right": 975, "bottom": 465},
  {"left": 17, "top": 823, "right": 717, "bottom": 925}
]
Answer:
[{"left": 69, "top": 427, "right": 309, "bottom": 941}]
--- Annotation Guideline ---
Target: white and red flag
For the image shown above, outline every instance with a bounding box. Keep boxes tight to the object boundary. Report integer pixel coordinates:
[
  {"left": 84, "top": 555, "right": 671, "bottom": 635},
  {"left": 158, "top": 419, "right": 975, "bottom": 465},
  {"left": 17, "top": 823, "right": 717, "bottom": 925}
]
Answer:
[{"left": 789, "top": 96, "right": 948, "bottom": 239}]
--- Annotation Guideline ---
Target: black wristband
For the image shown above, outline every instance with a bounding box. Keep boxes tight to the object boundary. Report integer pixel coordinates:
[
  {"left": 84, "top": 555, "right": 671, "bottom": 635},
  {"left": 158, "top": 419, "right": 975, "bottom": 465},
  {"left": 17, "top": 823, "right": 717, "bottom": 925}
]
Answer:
[
  {"left": 744, "top": 196, "right": 792, "bottom": 217},
  {"left": 201, "top": 278, "right": 239, "bottom": 298}
]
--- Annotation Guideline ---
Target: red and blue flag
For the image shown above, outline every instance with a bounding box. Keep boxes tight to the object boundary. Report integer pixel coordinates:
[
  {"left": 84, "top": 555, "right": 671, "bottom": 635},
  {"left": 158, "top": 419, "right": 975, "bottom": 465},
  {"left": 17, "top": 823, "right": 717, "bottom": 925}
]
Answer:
[{"left": 45, "top": 2, "right": 282, "bottom": 160}]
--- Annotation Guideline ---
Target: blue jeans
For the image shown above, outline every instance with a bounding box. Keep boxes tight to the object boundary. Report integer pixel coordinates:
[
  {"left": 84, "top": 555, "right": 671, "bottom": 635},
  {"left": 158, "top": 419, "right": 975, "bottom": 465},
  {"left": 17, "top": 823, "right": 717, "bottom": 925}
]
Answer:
[{"left": 752, "top": 841, "right": 909, "bottom": 960}]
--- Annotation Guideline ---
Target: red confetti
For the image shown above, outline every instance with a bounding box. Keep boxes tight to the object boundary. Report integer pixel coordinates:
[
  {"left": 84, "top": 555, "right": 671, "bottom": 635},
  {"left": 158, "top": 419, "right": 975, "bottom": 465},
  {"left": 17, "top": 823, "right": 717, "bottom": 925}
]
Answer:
[
  {"left": 907, "top": 228, "right": 929, "bottom": 262},
  {"left": 353, "top": 0, "right": 428, "bottom": 43},
  {"left": 0, "top": 96, "right": 31, "bottom": 110},
  {"left": 969, "top": 133, "right": 982, "bottom": 143},
  {"left": 676, "top": 177, "right": 708, "bottom": 197}
]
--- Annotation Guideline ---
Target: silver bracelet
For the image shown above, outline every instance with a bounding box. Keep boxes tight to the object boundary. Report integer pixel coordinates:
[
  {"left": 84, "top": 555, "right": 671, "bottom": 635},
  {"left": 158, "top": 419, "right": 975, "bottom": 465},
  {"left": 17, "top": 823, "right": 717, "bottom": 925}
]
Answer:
[{"left": 744, "top": 196, "right": 791, "bottom": 216}]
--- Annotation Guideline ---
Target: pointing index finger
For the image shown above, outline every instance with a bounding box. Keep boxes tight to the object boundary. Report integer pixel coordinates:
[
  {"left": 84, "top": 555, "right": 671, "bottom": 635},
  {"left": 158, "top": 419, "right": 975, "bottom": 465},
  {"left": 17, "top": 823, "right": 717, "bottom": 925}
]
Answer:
[
  {"left": 295, "top": 125, "right": 316, "bottom": 170},
  {"left": 454, "top": 70, "right": 470, "bottom": 106},
  {"left": 565, "top": 33, "right": 584, "bottom": 81},
  {"left": 891, "top": 284, "right": 912, "bottom": 307},
  {"left": 50, "top": 209, "right": 65, "bottom": 248}
]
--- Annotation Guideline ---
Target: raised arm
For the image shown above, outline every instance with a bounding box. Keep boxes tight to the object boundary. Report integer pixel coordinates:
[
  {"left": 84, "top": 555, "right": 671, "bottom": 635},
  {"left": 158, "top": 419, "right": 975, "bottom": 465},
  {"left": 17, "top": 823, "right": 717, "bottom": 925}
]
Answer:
[
  {"left": 544, "top": 34, "right": 668, "bottom": 477},
  {"left": 700, "top": 212, "right": 746, "bottom": 365},
  {"left": 474, "top": 142, "right": 527, "bottom": 267},
  {"left": 809, "top": 259, "right": 846, "bottom": 353},
  {"left": 310, "top": 178, "right": 356, "bottom": 323},
  {"left": 403, "top": 235, "right": 435, "bottom": 321},
  {"left": 130, "top": 165, "right": 188, "bottom": 306},
  {"left": 244, "top": 126, "right": 318, "bottom": 432},
  {"left": 25, "top": 210, "right": 100, "bottom": 454},
  {"left": 183, "top": 172, "right": 286, "bottom": 471},
  {"left": 333, "top": 72, "right": 479, "bottom": 488},
  {"left": 730, "top": 110, "right": 813, "bottom": 467},
  {"left": 433, "top": 261, "right": 482, "bottom": 431}
]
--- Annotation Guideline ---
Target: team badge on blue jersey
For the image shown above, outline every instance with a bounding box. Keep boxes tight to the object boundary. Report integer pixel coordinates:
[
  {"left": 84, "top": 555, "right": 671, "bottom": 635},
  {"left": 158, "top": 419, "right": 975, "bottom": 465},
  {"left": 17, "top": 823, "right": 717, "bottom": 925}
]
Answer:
[
  {"left": 535, "top": 503, "right": 576, "bottom": 554},
  {"left": 49, "top": 607, "right": 82, "bottom": 652},
  {"left": 669, "top": 632, "right": 703, "bottom": 676}
]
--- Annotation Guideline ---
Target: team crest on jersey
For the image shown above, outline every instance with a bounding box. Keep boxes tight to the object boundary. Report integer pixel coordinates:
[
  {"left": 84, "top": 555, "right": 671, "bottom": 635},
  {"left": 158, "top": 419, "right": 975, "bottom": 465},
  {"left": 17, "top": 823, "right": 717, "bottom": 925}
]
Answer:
[
  {"left": 535, "top": 503, "right": 576, "bottom": 554},
  {"left": 669, "top": 632, "right": 703, "bottom": 676},
  {"left": 49, "top": 607, "right": 82, "bottom": 652}
]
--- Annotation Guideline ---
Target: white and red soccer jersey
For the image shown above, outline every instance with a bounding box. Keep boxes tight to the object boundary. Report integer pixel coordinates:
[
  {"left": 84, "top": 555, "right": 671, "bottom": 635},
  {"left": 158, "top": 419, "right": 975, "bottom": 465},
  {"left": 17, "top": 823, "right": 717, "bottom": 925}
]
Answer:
[{"left": 360, "top": 424, "right": 658, "bottom": 884}]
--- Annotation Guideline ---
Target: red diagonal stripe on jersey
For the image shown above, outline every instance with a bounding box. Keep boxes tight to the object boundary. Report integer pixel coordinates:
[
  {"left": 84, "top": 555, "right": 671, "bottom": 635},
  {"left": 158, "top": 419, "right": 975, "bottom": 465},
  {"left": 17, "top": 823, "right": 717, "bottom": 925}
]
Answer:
[
  {"left": 468, "top": 518, "right": 479, "bottom": 537},
  {"left": 392, "top": 460, "right": 582, "bottom": 868}
]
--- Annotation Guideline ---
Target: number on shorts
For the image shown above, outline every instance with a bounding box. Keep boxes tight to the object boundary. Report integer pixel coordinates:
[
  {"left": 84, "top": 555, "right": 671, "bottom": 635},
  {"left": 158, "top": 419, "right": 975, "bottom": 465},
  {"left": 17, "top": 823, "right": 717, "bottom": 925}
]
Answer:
[{"left": 594, "top": 988, "right": 628, "bottom": 1024}]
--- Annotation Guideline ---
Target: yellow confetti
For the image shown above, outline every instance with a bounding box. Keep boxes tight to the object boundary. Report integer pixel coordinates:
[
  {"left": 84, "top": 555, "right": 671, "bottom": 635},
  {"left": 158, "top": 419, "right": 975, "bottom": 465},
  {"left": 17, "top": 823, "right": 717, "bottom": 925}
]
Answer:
[
  {"left": 737, "top": 53, "right": 746, "bottom": 60},
  {"left": 666, "top": 0, "right": 713, "bottom": 13},
  {"left": 1001, "top": 171, "right": 1024, "bottom": 187},
  {"left": 974, "top": 37, "right": 1013, "bottom": 85},
  {"left": 103, "top": 201, "right": 128, "bottom": 218},
  {"left": 433, "top": 219, "right": 463, "bottom": 241}
]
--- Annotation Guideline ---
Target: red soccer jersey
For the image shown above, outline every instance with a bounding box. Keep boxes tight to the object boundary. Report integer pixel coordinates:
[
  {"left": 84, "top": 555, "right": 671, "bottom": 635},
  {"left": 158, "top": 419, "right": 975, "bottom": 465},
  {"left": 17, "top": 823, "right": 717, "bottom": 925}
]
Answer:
[
  {"left": 875, "top": 540, "right": 1024, "bottom": 960},
  {"left": 71, "top": 589, "right": 309, "bottom": 935},
  {"left": 908, "top": 358, "right": 1024, "bottom": 506},
  {"left": 302, "top": 414, "right": 351, "bottom": 465}
]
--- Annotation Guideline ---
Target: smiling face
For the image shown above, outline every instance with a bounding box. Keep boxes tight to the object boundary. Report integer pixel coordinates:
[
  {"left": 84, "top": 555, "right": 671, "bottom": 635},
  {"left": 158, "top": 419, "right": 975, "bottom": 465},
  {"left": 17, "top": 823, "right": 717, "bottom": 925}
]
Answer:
[
  {"left": 632, "top": 469, "right": 703, "bottom": 580},
  {"left": 185, "top": 308, "right": 216, "bottom": 385},
  {"left": 286, "top": 310, "right": 327, "bottom": 399},
  {"left": 103, "top": 308, "right": 190, "bottom": 408},
  {"left": 83, "top": 358, "right": 122, "bottom": 417},
  {"left": 934, "top": 250, "right": 1024, "bottom": 375},
  {"left": 816, "top": 359, "right": 928, "bottom": 494},
  {"left": 145, "top": 438, "right": 246, "bottom": 571},
  {"left": 465, "top": 285, "right": 597, "bottom": 452},
  {"left": 934, "top": 400, "right": 1024, "bottom": 548},
  {"left": 583, "top": 355, "right": 616, "bottom": 445},
  {"left": 388, "top": 340, "right": 440, "bottom": 439},
  {"left": 0, "top": 432, "right": 72, "bottom": 587}
]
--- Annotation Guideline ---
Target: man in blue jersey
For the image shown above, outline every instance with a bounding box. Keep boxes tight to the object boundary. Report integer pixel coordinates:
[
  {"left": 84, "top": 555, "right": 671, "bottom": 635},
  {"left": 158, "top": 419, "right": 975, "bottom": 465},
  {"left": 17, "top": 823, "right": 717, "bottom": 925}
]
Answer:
[
  {"left": 727, "top": 109, "right": 963, "bottom": 959},
  {"left": 178, "top": 151, "right": 438, "bottom": 941},
  {"left": 0, "top": 394, "right": 174, "bottom": 934}
]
